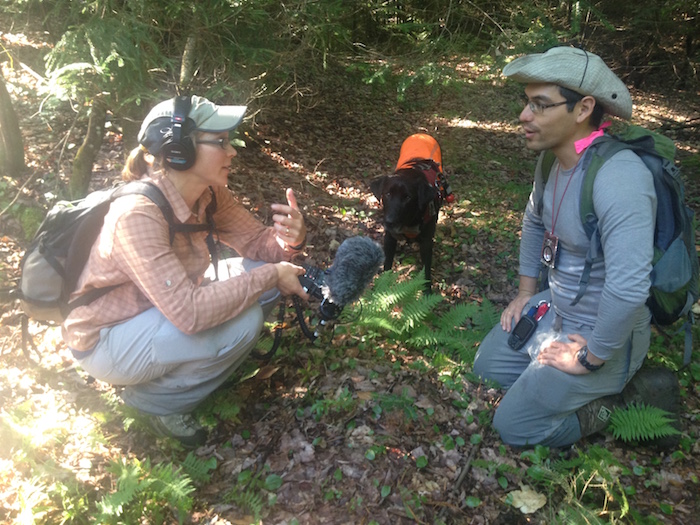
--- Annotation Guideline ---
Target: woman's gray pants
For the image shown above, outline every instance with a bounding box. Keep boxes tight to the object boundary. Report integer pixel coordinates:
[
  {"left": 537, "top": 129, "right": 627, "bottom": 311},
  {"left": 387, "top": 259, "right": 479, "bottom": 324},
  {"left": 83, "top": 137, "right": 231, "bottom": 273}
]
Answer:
[{"left": 74, "top": 259, "right": 279, "bottom": 416}]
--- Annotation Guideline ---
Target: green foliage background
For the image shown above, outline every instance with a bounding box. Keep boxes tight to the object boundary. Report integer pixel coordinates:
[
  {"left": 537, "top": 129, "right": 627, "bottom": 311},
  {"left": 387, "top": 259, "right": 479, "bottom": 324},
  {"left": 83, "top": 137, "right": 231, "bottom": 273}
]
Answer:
[{"left": 4, "top": 0, "right": 699, "bottom": 146}]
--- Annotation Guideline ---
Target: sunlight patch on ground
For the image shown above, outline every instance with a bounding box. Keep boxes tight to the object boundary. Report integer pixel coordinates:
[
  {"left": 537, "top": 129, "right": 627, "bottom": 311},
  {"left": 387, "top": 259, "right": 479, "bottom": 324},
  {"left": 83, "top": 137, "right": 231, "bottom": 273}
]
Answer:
[
  {"left": 0, "top": 31, "right": 52, "bottom": 50},
  {"left": 444, "top": 115, "right": 521, "bottom": 135}
]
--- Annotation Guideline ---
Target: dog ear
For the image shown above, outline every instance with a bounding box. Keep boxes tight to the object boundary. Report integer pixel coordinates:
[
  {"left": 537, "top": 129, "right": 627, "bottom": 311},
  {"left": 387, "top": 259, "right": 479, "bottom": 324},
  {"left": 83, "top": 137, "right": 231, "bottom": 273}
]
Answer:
[
  {"left": 418, "top": 183, "right": 437, "bottom": 211},
  {"left": 369, "top": 176, "right": 388, "bottom": 201}
]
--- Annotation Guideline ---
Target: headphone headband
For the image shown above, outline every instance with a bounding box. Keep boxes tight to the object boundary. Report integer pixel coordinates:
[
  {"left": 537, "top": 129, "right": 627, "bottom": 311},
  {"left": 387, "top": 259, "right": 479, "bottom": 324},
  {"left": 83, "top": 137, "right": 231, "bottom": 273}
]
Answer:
[
  {"left": 163, "top": 95, "right": 196, "bottom": 171},
  {"left": 171, "top": 96, "right": 192, "bottom": 143}
]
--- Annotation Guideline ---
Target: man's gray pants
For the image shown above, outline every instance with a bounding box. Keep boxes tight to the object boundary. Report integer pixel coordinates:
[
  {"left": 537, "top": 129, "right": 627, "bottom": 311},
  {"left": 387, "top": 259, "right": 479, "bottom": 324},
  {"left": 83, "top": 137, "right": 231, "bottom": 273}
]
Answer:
[
  {"left": 473, "top": 290, "right": 650, "bottom": 448},
  {"left": 75, "top": 258, "right": 279, "bottom": 416}
]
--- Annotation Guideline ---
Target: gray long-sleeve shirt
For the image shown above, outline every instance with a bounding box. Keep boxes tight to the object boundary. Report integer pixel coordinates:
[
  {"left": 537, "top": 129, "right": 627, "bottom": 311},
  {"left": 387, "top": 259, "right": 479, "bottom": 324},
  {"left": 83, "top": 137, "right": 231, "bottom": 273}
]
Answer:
[{"left": 519, "top": 148, "right": 656, "bottom": 360}]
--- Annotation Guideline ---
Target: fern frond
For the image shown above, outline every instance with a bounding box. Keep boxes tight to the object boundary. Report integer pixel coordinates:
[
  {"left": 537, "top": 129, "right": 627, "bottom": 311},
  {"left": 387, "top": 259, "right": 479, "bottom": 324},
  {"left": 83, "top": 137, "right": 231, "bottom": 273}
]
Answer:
[
  {"left": 435, "top": 302, "right": 480, "bottom": 331},
  {"left": 407, "top": 326, "right": 466, "bottom": 350},
  {"left": 98, "top": 458, "right": 142, "bottom": 517},
  {"left": 181, "top": 452, "right": 217, "bottom": 485},
  {"left": 355, "top": 316, "right": 402, "bottom": 335},
  {"left": 149, "top": 462, "right": 195, "bottom": 515},
  {"left": 399, "top": 294, "right": 444, "bottom": 333},
  {"left": 474, "top": 298, "right": 500, "bottom": 332},
  {"left": 609, "top": 403, "right": 681, "bottom": 443},
  {"left": 364, "top": 270, "right": 427, "bottom": 313},
  {"left": 225, "top": 487, "right": 266, "bottom": 521}
]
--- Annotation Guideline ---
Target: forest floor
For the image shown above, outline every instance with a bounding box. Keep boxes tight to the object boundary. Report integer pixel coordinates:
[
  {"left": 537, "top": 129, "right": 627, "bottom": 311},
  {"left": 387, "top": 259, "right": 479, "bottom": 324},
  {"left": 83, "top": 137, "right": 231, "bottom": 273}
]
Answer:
[{"left": 1, "top": 31, "right": 700, "bottom": 525}]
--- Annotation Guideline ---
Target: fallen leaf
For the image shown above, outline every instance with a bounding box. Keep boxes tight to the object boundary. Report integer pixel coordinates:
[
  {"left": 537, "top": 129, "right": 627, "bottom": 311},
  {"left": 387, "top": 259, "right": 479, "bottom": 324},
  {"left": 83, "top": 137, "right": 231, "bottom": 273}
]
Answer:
[{"left": 508, "top": 484, "right": 547, "bottom": 514}]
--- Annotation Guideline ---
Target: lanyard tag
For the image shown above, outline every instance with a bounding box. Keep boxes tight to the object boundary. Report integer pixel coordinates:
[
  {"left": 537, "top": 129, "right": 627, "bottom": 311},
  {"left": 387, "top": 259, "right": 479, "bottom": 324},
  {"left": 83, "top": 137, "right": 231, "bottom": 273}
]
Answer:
[{"left": 541, "top": 231, "right": 559, "bottom": 269}]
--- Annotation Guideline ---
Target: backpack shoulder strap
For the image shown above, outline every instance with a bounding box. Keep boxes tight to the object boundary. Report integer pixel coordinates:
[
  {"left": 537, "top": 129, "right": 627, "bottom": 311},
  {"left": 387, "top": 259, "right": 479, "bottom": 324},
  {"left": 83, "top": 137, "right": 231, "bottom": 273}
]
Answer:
[
  {"left": 534, "top": 151, "right": 555, "bottom": 217},
  {"left": 67, "top": 183, "right": 220, "bottom": 312},
  {"left": 114, "top": 181, "right": 216, "bottom": 243},
  {"left": 578, "top": 135, "right": 635, "bottom": 233},
  {"left": 541, "top": 150, "right": 556, "bottom": 184},
  {"left": 566, "top": 135, "right": 632, "bottom": 306}
]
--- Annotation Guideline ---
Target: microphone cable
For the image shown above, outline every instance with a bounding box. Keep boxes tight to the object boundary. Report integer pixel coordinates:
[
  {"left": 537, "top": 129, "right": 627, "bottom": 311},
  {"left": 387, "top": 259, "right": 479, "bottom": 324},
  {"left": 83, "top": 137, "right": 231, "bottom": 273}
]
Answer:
[
  {"left": 251, "top": 299, "right": 286, "bottom": 360},
  {"left": 251, "top": 295, "right": 366, "bottom": 360}
]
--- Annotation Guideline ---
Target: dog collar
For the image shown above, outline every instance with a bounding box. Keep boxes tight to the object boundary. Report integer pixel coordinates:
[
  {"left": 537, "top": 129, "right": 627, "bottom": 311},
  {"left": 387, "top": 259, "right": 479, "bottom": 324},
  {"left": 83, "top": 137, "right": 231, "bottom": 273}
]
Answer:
[{"left": 401, "top": 225, "right": 421, "bottom": 239}]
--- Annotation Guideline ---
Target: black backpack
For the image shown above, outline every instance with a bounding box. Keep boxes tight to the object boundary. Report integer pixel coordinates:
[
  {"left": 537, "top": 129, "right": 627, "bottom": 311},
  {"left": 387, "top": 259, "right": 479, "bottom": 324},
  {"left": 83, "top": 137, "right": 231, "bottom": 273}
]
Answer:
[{"left": 17, "top": 181, "right": 218, "bottom": 323}]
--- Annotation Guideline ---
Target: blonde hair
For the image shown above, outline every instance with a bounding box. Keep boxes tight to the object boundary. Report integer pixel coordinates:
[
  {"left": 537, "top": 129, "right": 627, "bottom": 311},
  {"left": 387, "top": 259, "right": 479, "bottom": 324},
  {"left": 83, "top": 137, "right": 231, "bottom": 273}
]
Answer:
[{"left": 121, "top": 146, "right": 145, "bottom": 181}]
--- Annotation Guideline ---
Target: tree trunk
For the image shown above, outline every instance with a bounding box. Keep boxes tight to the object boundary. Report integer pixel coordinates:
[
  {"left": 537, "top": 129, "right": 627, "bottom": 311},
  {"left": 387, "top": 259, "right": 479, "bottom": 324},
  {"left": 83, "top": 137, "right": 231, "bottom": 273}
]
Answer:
[
  {"left": 180, "top": 33, "right": 198, "bottom": 88},
  {"left": 0, "top": 70, "right": 26, "bottom": 177},
  {"left": 70, "top": 99, "right": 107, "bottom": 199}
]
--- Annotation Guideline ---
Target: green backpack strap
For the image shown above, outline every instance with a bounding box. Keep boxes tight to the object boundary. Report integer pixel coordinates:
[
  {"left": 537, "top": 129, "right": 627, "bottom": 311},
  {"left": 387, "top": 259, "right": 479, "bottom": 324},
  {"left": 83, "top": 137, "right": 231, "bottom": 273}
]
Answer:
[
  {"left": 537, "top": 137, "right": 628, "bottom": 306},
  {"left": 536, "top": 151, "right": 556, "bottom": 217},
  {"left": 570, "top": 136, "right": 635, "bottom": 305}
]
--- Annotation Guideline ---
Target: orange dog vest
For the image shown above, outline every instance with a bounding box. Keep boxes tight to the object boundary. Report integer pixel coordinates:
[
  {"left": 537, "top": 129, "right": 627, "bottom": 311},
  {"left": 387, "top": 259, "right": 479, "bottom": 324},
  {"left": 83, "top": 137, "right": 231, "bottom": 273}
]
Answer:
[{"left": 396, "top": 133, "right": 442, "bottom": 171}]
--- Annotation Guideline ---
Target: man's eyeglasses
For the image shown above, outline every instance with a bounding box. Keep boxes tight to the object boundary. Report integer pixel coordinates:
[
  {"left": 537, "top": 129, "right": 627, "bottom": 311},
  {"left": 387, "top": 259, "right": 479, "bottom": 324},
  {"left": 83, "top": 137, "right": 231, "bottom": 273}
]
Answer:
[
  {"left": 198, "top": 138, "right": 231, "bottom": 149},
  {"left": 525, "top": 99, "right": 568, "bottom": 115}
]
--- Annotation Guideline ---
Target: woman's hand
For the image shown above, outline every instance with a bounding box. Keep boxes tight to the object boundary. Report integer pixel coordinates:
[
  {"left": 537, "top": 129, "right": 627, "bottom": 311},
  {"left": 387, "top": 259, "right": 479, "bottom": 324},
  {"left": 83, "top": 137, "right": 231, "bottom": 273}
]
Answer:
[
  {"left": 537, "top": 333, "right": 598, "bottom": 374},
  {"left": 271, "top": 188, "right": 307, "bottom": 248},
  {"left": 275, "top": 261, "right": 309, "bottom": 300}
]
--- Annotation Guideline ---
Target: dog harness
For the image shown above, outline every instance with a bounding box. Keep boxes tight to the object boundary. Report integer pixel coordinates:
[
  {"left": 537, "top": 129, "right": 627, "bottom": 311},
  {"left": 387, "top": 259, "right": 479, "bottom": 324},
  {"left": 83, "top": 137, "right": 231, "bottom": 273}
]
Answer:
[{"left": 395, "top": 134, "right": 455, "bottom": 235}]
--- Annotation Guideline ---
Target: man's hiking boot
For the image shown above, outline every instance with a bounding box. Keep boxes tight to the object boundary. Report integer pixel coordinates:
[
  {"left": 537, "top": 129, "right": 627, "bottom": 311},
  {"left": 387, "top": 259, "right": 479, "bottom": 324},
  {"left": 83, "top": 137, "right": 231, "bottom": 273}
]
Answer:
[
  {"left": 577, "top": 366, "right": 681, "bottom": 450},
  {"left": 150, "top": 413, "right": 207, "bottom": 448},
  {"left": 576, "top": 393, "right": 624, "bottom": 438}
]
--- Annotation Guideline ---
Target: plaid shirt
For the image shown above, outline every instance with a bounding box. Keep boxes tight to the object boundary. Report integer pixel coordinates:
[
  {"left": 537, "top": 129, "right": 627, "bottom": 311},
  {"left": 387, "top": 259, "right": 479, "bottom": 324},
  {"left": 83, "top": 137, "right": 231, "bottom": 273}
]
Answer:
[{"left": 62, "top": 173, "right": 299, "bottom": 351}]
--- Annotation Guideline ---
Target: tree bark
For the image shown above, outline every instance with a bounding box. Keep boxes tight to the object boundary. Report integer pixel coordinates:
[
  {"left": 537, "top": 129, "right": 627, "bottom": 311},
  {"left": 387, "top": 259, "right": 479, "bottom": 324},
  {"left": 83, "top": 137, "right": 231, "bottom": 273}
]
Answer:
[
  {"left": 70, "top": 99, "right": 107, "bottom": 199},
  {"left": 0, "top": 70, "right": 26, "bottom": 177},
  {"left": 180, "top": 33, "right": 198, "bottom": 88}
]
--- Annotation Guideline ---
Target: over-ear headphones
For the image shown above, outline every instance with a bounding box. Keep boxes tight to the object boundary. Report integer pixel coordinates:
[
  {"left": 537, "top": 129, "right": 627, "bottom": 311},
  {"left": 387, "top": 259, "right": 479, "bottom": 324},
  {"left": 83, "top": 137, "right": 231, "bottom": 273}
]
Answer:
[{"left": 161, "top": 95, "right": 196, "bottom": 171}]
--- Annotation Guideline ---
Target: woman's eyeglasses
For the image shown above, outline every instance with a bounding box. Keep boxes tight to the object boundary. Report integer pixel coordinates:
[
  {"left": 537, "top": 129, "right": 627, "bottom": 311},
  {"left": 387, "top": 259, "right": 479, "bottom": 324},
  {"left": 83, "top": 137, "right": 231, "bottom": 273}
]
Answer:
[{"left": 198, "top": 138, "right": 230, "bottom": 149}]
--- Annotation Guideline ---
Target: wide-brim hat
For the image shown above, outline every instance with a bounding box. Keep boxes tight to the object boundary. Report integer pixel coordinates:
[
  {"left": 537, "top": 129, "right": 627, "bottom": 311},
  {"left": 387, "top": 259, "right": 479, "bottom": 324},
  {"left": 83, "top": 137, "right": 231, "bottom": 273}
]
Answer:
[
  {"left": 138, "top": 95, "right": 247, "bottom": 154},
  {"left": 502, "top": 47, "right": 632, "bottom": 120}
]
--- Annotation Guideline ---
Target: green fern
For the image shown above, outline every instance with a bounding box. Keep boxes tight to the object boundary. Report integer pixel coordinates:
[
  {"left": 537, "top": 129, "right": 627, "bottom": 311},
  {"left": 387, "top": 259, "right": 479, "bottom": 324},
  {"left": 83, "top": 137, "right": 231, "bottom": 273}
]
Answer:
[
  {"left": 609, "top": 403, "right": 681, "bottom": 443},
  {"left": 97, "top": 459, "right": 141, "bottom": 518},
  {"left": 225, "top": 487, "right": 266, "bottom": 521},
  {"left": 347, "top": 270, "right": 498, "bottom": 361},
  {"left": 97, "top": 456, "right": 195, "bottom": 524},
  {"left": 197, "top": 387, "right": 242, "bottom": 427},
  {"left": 181, "top": 452, "right": 217, "bottom": 485}
]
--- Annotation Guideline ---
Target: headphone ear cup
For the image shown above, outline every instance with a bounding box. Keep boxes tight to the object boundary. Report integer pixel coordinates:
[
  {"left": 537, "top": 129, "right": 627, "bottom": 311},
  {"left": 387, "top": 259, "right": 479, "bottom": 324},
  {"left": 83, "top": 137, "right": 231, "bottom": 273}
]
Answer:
[{"left": 162, "top": 135, "right": 196, "bottom": 171}]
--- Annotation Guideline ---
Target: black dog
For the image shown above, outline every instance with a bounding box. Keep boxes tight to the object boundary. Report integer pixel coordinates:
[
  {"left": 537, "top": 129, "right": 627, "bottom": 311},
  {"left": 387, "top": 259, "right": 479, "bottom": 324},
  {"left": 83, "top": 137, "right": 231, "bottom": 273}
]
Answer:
[{"left": 370, "top": 134, "right": 452, "bottom": 292}]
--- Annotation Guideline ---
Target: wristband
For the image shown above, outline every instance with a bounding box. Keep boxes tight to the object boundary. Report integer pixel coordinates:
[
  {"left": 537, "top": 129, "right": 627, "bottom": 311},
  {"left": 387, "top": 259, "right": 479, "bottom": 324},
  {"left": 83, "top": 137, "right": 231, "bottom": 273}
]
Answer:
[
  {"left": 577, "top": 345, "right": 604, "bottom": 372},
  {"left": 288, "top": 233, "right": 307, "bottom": 251}
]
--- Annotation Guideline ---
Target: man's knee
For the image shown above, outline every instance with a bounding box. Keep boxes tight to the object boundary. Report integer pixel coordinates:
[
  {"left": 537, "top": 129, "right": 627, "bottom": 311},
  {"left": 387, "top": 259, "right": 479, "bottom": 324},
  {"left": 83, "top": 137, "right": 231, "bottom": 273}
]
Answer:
[{"left": 492, "top": 405, "right": 527, "bottom": 446}]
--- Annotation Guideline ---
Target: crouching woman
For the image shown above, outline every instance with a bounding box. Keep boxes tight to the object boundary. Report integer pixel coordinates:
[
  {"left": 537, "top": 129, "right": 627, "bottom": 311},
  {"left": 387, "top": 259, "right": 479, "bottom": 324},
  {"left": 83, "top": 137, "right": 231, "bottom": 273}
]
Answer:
[{"left": 62, "top": 95, "right": 309, "bottom": 447}]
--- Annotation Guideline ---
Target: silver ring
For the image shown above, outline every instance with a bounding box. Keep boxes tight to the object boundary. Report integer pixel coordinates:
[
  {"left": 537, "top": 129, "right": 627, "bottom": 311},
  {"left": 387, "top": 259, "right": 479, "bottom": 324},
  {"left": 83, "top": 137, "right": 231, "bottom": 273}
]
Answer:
[{"left": 286, "top": 227, "right": 290, "bottom": 235}]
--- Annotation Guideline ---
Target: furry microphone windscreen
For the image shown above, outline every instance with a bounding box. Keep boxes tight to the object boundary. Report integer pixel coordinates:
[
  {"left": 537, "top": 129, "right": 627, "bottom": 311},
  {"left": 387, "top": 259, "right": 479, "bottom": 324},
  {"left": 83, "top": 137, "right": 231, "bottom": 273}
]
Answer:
[{"left": 325, "top": 236, "right": 384, "bottom": 307}]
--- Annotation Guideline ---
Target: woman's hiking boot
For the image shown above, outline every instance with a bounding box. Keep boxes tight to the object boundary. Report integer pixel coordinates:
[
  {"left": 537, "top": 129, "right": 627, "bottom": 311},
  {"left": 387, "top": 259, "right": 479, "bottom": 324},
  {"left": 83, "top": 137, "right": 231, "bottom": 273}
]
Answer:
[
  {"left": 576, "top": 366, "right": 680, "bottom": 449},
  {"left": 150, "top": 413, "right": 207, "bottom": 448}
]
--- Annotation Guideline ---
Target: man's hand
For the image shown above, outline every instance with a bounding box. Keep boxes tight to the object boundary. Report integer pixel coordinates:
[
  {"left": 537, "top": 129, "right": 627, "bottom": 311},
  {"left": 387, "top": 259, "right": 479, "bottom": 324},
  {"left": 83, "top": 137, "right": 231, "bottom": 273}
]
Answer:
[
  {"left": 537, "top": 333, "right": 603, "bottom": 374},
  {"left": 501, "top": 276, "right": 538, "bottom": 332},
  {"left": 501, "top": 292, "right": 534, "bottom": 332}
]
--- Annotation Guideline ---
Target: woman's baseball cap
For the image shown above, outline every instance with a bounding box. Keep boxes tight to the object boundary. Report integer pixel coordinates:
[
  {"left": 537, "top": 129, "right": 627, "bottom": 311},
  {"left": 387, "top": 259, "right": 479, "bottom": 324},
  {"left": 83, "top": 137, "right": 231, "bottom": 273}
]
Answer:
[
  {"left": 138, "top": 95, "right": 247, "bottom": 155},
  {"left": 502, "top": 46, "right": 632, "bottom": 120}
]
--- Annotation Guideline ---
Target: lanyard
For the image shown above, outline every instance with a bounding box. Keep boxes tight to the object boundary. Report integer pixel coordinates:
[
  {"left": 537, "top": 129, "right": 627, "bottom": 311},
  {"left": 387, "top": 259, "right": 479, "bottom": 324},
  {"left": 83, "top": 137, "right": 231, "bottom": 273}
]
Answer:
[{"left": 550, "top": 155, "right": 582, "bottom": 235}]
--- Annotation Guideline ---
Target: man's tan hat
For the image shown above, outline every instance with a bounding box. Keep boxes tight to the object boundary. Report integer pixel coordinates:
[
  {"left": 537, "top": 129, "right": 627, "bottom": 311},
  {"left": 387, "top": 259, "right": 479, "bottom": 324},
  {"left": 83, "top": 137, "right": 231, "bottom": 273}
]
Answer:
[{"left": 503, "top": 46, "right": 632, "bottom": 120}]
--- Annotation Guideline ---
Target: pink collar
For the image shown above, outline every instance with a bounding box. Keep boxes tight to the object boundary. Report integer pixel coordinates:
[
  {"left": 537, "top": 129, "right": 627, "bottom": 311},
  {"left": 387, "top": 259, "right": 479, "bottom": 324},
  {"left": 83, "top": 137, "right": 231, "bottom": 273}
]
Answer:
[{"left": 574, "top": 121, "right": 611, "bottom": 154}]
